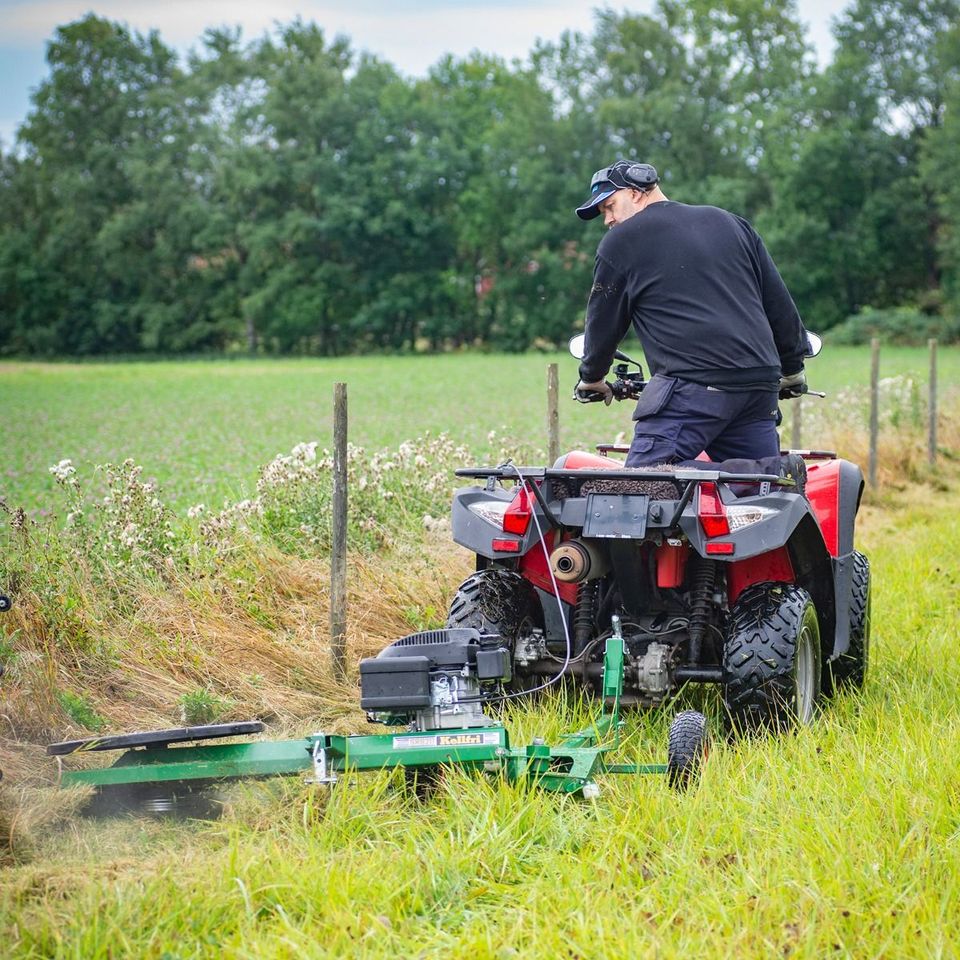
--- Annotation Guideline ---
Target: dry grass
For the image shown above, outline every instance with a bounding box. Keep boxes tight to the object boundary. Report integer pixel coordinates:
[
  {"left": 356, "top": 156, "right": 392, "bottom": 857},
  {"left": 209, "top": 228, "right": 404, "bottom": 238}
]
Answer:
[
  {"left": 798, "top": 384, "right": 960, "bottom": 493},
  {"left": 0, "top": 530, "right": 472, "bottom": 861}
]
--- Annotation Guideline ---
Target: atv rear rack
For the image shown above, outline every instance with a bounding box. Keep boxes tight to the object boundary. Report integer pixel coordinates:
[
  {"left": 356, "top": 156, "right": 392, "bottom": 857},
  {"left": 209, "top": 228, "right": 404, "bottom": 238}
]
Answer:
[{"left": 456, "top": 466, "right": 786, "bottom": 483}]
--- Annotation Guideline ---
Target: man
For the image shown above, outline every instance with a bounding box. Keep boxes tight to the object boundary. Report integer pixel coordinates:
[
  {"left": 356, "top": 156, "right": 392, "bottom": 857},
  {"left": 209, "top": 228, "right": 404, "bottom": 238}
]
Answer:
[{"left": 574, "top": 159, "right": 808, "bottom": 472}]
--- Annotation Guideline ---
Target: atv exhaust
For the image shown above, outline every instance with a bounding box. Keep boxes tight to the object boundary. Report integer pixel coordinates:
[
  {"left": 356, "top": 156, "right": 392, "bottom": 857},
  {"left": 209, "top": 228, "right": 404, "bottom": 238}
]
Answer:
[{"left": 550, "top": 539, "right": 609, "bottom": 583}]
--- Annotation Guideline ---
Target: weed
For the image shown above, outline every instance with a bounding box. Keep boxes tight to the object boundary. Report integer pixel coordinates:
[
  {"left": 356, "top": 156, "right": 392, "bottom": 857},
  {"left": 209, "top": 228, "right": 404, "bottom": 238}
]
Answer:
[
  {"left": 56, "top": 690, "right": 106, "bottom": 732},
  {"left": 178, "top": 688, "right": 234, "bottom": 725}
]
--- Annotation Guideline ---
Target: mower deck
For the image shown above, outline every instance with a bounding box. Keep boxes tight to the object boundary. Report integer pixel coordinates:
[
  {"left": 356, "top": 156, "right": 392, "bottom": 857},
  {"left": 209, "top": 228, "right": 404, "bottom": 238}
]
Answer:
[{"left": 51, "top": 636, "right": 689, "bottom": 805}]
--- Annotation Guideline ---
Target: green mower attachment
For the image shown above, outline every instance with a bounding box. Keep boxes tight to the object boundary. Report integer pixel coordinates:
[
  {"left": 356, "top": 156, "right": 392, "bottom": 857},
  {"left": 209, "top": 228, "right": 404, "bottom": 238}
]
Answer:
[{"left": 49, "top": 629, "right": 709, "bottom": 811}]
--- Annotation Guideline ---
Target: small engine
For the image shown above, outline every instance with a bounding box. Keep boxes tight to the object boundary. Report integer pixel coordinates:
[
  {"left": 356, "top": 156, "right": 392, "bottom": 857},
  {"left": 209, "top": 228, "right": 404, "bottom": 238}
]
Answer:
[{"left": 360, "top": 628, "right": 511, "bottom": 731}]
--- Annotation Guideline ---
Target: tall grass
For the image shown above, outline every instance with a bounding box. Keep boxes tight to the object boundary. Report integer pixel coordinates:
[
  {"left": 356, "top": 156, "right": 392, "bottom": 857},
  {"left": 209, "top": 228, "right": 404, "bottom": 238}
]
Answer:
[{"left": 0, "top": 371, "right": 958, "bottom": 956}]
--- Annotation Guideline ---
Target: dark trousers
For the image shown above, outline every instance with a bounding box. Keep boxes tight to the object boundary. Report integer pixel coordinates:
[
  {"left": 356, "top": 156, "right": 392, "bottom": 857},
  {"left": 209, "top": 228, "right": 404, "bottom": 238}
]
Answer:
[{"left": 624, "top": 375, "right": 780, "bottom": 468}]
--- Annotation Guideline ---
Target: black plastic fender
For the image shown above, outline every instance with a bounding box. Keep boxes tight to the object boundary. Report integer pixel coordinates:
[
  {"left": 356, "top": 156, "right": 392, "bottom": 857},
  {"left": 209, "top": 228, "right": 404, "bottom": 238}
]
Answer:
[{"left": 828, "top": 460, "right": 866, "bottom": 660}]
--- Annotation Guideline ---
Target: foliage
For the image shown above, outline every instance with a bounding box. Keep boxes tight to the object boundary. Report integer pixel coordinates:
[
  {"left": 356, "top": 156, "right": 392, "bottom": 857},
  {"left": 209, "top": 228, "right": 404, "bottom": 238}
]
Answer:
[
  {"left": 828, "top": 305, "right": 960, "bottom": 345},
  {"left": 55, "top": 690, "right": 106, "bottom": 732},
  {"left": 2, "top": 4, "right": 960, "bottom": 354},
  {"left": 178, "top": 688, "right": 234, "bottom": 725}
]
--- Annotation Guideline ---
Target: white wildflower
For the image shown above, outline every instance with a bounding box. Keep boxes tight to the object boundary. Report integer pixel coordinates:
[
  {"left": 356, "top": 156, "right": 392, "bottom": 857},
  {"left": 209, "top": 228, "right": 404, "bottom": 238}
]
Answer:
[{"left": 49, "top": 459, "right": 76, "bottom": 483}]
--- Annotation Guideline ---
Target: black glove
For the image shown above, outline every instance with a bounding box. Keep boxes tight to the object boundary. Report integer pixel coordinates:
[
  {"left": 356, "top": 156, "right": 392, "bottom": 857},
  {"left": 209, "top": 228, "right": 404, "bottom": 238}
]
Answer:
[
  {"left": 778, "top": 369, "right": 807, "bottom": 400},
  {"left": 575, "top": 379, "right": 613, "bottom": 405}
]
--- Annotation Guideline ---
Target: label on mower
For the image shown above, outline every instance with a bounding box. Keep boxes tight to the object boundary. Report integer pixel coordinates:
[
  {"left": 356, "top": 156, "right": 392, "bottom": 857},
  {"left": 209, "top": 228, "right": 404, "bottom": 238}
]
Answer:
[{"left": 393, "top": 732, "right": 502, "bottom": 750}]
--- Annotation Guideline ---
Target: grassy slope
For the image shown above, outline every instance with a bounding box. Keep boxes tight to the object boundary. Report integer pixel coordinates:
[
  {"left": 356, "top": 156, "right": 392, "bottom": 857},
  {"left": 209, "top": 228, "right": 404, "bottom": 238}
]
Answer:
[
  {"left": 2, "top": 476, "right": 960, "bottom": 958},
  {"left": 2, "top": 346, "right": 957, "bottom": 513}
]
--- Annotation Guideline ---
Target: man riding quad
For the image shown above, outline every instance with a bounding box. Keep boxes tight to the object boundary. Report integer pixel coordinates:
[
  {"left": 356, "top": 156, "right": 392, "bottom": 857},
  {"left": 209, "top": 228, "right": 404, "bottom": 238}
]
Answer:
[{"left": 574, "top": 159, "right": 808, "bottom": 481}]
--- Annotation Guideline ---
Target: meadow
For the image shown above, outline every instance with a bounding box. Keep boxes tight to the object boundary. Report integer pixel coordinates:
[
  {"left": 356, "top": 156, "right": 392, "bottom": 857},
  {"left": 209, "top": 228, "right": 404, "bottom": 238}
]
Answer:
[
  {"left": 2, "top": 344, "right": 956, "bottom": 513},
  {"left": 1, "top": 346, "right": 959, "bottom": 958}
]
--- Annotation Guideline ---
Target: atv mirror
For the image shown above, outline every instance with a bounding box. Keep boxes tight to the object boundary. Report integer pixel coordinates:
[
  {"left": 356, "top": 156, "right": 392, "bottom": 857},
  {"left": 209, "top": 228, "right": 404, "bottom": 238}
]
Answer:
[
  {"left": 569, "top": 334, "right": 639, "bottom": 367},
  {"left": 804, "top": 331, "right": 823, "bottom": 358}
]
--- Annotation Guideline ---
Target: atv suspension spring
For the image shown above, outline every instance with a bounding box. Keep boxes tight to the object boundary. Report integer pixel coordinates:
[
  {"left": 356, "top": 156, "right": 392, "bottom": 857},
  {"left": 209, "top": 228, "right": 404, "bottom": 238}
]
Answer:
[
  {"left": 687, "top": 558, "right": 718, "bottom": 666},
  {"left": 573, "top": 581, "right": 599, "bottom": 658}
]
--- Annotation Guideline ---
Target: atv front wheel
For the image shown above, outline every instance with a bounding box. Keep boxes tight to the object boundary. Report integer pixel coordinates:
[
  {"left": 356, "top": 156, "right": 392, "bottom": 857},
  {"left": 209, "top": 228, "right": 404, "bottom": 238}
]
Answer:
[
  {"left": 667, "top": 710, "right": 709, "bottom": 790},
  {"left": 722, "top": 583, "right": 821, "bottom": 732},
  {"left": 823, "top": 551, "right": 871, "bottom": 695},
  {"left": 446, "top": 568, "right": 544, "bottom": 691}
]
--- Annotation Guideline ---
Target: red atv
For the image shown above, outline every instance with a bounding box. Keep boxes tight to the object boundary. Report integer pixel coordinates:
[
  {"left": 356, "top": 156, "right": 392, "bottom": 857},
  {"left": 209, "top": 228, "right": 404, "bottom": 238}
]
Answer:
[{"left": 446, "top": 336, "right": 870, "bottom": 730}]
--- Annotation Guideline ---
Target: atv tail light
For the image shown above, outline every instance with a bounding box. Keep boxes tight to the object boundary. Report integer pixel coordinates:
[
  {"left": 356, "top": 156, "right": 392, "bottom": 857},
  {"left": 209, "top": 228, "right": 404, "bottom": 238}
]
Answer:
[
  {"left": 491, "top": 538, "right": 521, "bottom": 553},
  {"left": 697, "top": 482, "right": 730, "bottom": 537},
  {"left": 502, "top": 484, "right": 534, "bottom": 536},
  {"left": 698, "top": 484, "right": 777, "bottom": 538},
  {"left": 467, "top": 500, "right": 510, "bottom": 527},
  {"left": 725, "top": 504, "right": 777, "bottom": 531}
]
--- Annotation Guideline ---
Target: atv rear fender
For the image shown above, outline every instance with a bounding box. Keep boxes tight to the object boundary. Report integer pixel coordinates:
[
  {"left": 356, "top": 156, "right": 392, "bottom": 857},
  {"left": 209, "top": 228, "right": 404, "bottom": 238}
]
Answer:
[{"left": 805, "top": 458, "right": 866, "bottom": 661}]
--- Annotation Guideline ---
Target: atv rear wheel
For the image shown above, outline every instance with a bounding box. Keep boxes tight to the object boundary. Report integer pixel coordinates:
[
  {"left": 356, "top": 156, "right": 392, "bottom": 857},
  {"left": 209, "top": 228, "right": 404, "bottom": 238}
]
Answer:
[
  {"left": 446, "top": 568, "right": 544, "bottom": 691},
  {"left": 667, "top": 710, "right": 709, "bottom": 790},
  {"left": 722, "top": 583, "right": 821, "bottom": 732},
  {"left": 823, "top": 551, "right": 871, "bottom": 695}
]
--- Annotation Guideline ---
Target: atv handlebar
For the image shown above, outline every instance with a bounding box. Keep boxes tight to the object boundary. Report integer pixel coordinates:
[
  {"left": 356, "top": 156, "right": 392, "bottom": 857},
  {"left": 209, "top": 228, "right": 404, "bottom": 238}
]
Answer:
[
  {"left": 575, "top": 375, "right": 825, "bottom": 404},
  {"left": 574, "top": 370, "right": 645, "bottom": 404}
]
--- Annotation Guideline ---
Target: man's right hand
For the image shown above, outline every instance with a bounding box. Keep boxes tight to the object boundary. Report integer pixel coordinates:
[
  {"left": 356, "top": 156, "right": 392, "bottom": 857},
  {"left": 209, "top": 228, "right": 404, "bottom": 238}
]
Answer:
[
  {"left": 778, "top": 369, "right": 807, "bottom": 400},
  {"left": 575, "top": 379, "right": 614, "bottom": 405}
]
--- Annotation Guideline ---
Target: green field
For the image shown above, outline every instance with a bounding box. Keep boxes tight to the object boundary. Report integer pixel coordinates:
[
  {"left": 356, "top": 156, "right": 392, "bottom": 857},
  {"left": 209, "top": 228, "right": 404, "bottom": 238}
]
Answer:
[{"left": 2, "top": 345, "right": 956, "bottom": 514}]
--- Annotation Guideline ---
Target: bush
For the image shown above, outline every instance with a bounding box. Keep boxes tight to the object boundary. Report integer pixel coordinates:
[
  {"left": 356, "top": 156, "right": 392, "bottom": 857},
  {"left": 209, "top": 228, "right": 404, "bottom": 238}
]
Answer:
[{"left": 828, "top": 305, "right": 960, "bottom": 346}]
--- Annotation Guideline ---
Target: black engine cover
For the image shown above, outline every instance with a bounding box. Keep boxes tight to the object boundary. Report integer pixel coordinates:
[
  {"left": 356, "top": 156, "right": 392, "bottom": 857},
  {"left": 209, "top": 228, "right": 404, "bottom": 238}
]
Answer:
[{"left": 359, "top": 628, "right": 510, "bottom": 712}]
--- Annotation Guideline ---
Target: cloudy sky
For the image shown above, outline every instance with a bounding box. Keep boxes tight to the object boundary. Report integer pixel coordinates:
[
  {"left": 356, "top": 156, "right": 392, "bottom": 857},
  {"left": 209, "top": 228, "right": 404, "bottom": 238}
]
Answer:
[{"left": 0, "top": 0, "right": 852, "bottom": 146}]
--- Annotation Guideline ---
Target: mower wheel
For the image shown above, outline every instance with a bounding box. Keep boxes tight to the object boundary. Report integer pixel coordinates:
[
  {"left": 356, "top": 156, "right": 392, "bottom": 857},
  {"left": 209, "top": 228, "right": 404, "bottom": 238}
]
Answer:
[
  {"left": 722, "top": 583, "right": 821, "bottom": 732},
  {"left": 446, "top": 568, "right": 543, "bottom": 691},
  {"left": 824, "top": 551, "right": 871, "bottom": 695},
  {"left": 667, "top": 710, "right": 708, "bottom": 790},
  {"left": 0, "top": 595, "right": 10, "bottom": 612}
]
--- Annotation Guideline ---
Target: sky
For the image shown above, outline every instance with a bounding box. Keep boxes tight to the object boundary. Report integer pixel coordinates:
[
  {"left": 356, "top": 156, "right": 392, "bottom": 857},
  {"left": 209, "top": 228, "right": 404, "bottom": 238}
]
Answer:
[{"left": 0, "top": 0, "right": 852, "bottom": 147}]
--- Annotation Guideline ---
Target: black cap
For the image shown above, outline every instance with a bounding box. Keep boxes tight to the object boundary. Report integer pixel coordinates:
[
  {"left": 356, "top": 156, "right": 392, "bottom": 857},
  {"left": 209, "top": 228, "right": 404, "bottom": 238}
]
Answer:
[{"left": 575, "top": 160, "right": 658, "bottom": 220}]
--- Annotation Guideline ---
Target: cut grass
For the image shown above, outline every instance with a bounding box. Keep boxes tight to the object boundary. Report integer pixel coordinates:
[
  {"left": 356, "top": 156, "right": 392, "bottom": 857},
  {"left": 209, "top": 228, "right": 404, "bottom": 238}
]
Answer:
[{"left": 2, "top": 471, "right": 960, "bottom": 957}]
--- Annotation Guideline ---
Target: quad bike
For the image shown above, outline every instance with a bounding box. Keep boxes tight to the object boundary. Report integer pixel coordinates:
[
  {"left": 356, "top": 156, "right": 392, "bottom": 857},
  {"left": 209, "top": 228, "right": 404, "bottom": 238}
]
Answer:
[
  {"left": 444, "top": 333, "right": 870, "bottom": 730},
  {"left": 47, "top": 337, "right": 867, "bottom": 808}
]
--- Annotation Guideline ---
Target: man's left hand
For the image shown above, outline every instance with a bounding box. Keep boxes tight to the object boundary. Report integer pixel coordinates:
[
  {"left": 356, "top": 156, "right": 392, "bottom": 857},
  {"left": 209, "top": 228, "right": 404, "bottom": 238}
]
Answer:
[{"left": 778, "top": 369, "right": 807, "bottom": 400}]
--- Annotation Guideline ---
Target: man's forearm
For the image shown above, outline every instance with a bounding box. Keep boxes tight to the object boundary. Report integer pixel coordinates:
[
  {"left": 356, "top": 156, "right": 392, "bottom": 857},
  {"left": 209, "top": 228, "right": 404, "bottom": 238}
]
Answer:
[{"left": 579, "top": 257, "right": 631, "bottom": 382}]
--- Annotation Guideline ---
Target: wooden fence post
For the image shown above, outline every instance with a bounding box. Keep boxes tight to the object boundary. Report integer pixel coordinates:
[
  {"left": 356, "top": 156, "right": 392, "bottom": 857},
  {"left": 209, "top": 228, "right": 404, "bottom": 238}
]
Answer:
[
  {"left": 790, "top": 396, "right": 802, "bottom": 451},
  {"left": 928, "top": 338, "right": 938, "bottom": 465},
  {"left": 547, "top": 363, "right": 560, "bottom": 466},
  {"left": 869, "top": 338, "right": 880, "bottom": 487},
  {"left": 331, "top": 382, "right": 348, "bottom": 681}
]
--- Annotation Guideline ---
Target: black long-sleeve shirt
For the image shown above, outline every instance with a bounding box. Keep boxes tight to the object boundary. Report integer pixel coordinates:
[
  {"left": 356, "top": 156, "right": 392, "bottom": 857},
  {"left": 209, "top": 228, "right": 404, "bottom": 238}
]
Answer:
[{"left": 578, "top": 201, "right": 806, "bottom": 389}]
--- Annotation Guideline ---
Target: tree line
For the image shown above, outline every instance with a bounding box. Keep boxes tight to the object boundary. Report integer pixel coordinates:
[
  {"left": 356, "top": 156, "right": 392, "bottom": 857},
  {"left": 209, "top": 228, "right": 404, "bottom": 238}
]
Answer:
[{"left": 1, "top": 0, "right": 958, "bottom": 357}]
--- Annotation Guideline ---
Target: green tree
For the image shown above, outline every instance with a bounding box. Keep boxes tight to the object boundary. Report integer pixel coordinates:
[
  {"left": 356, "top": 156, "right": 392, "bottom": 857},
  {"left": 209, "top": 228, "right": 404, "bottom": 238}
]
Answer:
[{"left": 0, "top": 16, "right": 200, "bottom": 353}]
